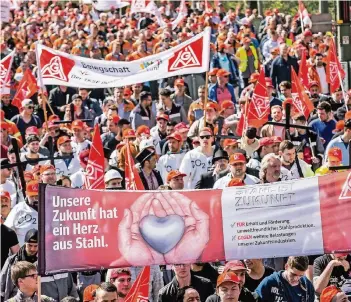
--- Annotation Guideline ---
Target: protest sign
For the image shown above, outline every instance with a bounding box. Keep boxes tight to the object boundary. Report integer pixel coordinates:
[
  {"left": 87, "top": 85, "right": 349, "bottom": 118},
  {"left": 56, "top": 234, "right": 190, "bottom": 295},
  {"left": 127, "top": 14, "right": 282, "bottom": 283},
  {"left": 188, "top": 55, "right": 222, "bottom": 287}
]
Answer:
[
  {"left": 35, "top": 28, "right": 211, "bottom": 88},
  {"left": 0, "top": 0, "right": 10, "bottom": 23},
  {"left": 38, "top": 171, "right": 351, "bottom": 274}
]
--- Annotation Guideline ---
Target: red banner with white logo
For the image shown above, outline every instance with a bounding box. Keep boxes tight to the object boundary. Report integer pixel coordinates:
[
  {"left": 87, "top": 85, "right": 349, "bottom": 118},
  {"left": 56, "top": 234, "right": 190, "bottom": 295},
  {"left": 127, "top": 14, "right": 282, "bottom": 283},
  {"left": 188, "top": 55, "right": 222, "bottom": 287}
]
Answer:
[
  {"left": 124, "top": 266, "right": 150, "bottom": 302},
  {"left": 39, "top": 171, "right": 351, "bottom": 274},
  {"left": 326, "top": 39, "right": 346, "bottom": 93},
  {"left": 12, "top": 69, "right": 38, "bottom": 109},
  {"left": 0, "top": 50, "right": 14, "bottom": 94},
  {"left": 35, "top": 28, "right": 210, "bottom": 89}
]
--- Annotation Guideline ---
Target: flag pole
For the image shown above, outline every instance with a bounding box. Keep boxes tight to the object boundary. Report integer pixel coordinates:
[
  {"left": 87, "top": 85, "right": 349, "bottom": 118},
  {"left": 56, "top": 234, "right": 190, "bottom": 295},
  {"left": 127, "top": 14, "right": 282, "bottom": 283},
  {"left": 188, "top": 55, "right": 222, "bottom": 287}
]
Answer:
[
  {"left": 37, "top": 276, "right": 41, "bottom": 300},
  {"left": 204, "top": 71, "right": 209, "bottom": 127}
]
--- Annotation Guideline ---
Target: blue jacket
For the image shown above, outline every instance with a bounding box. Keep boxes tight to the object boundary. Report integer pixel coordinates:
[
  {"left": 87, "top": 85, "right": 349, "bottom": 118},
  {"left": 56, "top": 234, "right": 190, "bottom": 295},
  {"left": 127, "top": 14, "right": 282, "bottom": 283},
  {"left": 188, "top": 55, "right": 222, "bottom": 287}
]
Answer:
[
  {"left": 270, "top": 55, "right": 299, "bottom": 89},
  {"left": 208, "top": 83, "right": 236, "bottom": 104},
  {"left": 256, "top": 271, "right": 315, "bottom": 302},
  {"left": 210, "top": 53, "right": 239, "bottom": 87}
]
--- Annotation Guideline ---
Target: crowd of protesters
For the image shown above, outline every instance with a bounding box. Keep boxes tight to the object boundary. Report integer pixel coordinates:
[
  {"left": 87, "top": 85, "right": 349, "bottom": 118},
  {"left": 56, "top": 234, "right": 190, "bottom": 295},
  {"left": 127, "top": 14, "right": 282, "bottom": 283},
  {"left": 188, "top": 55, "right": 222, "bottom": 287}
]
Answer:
[{"left": 1, "top": 0, "right": 351, "bottom": 301}]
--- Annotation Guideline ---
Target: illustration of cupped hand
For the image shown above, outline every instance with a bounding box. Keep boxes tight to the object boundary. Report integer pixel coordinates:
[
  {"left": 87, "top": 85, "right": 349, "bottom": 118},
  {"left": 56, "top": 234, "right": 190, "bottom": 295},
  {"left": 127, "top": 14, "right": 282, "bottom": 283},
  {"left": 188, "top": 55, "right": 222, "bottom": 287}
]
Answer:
[{"left": 118, "top": 193, "right": 165, "bottom": 266}]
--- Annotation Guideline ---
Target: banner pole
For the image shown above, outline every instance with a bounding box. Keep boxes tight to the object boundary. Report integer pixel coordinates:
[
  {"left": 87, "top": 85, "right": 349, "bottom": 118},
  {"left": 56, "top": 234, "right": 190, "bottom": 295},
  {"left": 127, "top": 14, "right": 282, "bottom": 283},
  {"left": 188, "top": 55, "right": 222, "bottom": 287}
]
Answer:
[
  {"left": 204, "top": 71, "right": 209, "bottom": 127},
  {"left": 37, "top": 276, "right": 41, "bottom": 300}
]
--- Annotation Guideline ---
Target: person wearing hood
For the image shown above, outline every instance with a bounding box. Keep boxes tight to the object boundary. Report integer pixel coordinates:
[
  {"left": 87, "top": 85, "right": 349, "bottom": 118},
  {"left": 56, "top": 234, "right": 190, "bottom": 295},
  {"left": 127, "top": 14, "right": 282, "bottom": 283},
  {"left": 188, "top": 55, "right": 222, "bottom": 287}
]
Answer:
[
  {"left": 4, "top": 181, "right": 39, "bottom": 246},
  {"left": 255, "top": 256, "right": 315, "bottom": 302},
  {"left": 1, "top": 229, "right": 38, "bottom": 301}
]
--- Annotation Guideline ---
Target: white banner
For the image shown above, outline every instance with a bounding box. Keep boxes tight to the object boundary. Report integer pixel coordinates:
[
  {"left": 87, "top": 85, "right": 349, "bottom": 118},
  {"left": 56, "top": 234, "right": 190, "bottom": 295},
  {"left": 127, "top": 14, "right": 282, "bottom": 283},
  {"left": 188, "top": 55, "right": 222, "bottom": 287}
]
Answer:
[
  {"left": 36, "top": 27, "right": 211, "bottom": 88},
  {"left": 0, "top": 0, "right": 10, "bottom": 22},
  {"left": 221, "top": 177, "right": 324, "bottom": 259}
]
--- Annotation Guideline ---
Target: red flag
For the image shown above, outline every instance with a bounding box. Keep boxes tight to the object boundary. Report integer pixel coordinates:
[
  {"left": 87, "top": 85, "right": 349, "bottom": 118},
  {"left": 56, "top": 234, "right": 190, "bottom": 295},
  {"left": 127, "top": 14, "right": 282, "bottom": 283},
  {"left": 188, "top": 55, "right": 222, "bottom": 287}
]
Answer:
[
  {"left": 124, "top": 266, "right": 150, "bottom": 302},
  {"left": 12, "top": 70, "right": 38, "bottom": 109},
  {"left": 291, "top": 68, "right": 314, "bottom": 119},
  {"left": 84, "top": 124, "right": 105, "bottom": 189},
  {"left": 326, "top": 39, "right": 346, "bottom": 93},
  {"left": 125, "top": 142, "right": 145, "bottom": 190},
  {"left": 0, "top": 51, "right": 14, "bottom": 94},
  {"left": 247, "top": 69, "right": 270, "bottom": 129},
  {"left": 236, "top": 99, "right": 249, "bottom": 136},
  {"left": 298, "top": 50, "right": 310, "bottom": 89}
]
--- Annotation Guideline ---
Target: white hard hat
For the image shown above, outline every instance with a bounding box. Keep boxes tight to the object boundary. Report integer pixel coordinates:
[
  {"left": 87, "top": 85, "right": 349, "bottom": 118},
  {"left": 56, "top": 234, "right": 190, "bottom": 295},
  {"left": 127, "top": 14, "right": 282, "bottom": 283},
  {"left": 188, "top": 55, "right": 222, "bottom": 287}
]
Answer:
[{"left": 104, "top": 169, "right": 122, "bottom": 183}]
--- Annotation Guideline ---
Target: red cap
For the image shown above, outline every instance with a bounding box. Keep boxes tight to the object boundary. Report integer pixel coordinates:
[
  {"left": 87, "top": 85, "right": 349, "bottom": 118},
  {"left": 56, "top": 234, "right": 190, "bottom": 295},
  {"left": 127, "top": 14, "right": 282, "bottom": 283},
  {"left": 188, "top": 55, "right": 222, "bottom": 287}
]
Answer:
[
  {"left": 1, "top": 122, "right": 10, "bottom": 131},
  {"left": 224, "top": 260, "right": 247, "bottom": 271},
  {"left": 174, "top": 79, "right": 185, "bottom": 86},
  {"left": 249, "top": 72, "right": 260, "bottom": 83},
  {"left": 166, "top": 170, "right": 187, "bottom": 182},
  {"left": 309, "top": 81, "right": 320, "bottom": 88},
  {"left": 79, "top": 149, "right": 90, "bottom": 168},
  {"left": 209, "top": 68, "right": 219, "bottom": 76},
  {"left": 0, "top": 190, "right": 11, "bottom": 201},
  {"left": 259, "top": 137, "right": 274, "bottom": 147},
  {"left": 303, "top": 30, "right": 313, "bottom": 37},
  {"left": 40, "top": 164, "right": 56, "bottom": 174},
  {"left": 174, "top": 122, "right": 190, "bottom": 133},
  {"left": 26, "top": 180, "right": 39, "bottom": 197},
  {"left": 167, "top": 132, "right": 183, "bottom": 142},
  {"left": 333, "top": 120, "right": 345, "bottom": 133},
  {"left": 223, "top": 138, "right": 238, "bottom": 147},
  {"left": 221, "top": 100, "right": 235, "bottom": 111},
  {"left": 216, "top": 69, "right": 231, "bottom": 77},
  {"left": 47, "top": 121, "right": 58, "bottom": 129},
  {"left": 229, "top": 153, "right": 246, "bottom": 164},
  {"left": 216, "top": 271, "right": 241, "bottom": 288},
  {"left": 83, "top": 284, "right": 99, "bottom": 302},
  {"left": 156, "top": 113, "right": 170, "bottom": 121},
  {"left": 265, "top": 77, "right": 274, "bottom": 88},
  {"left": 123, "top": 129, "right": 136, "bottom": 138},
  {"left": 24, "top": 171, "right": 34, "bottom": 181},
  {"left": 227, "top": 178, "right": 244, "bottom": 187},
  {"left": 136, "top": 125, "right": 151, "bottom": 136},
  {"left": 110, "top": 115, "right": 120, "bottom": 124},
  {"left": 26, "top": 126, "right": 39, "bottom": 135},
  {"left": 199, "top": 127, "right": 213, "bottom": 135},
  {"left": 320, "top": 286, "right": 341, "bottom": 302},
  {"left": 57, "top": 136, "right": 72, "bottom": 147},
  {"left": 328, "top": 147, "right": 342, "bottom": 162},
  {"left": 345, "top": 111, "right": 351, "bottom": 120},
  {"left": 110, "top": 268, "right": 131, "bottom": 280},
  {"left": 206, "top": 102, "right": 219, "bottom": 111},
  {"left": 271, "top": 136, "right": 282, "bottom": 143},
  {"left": 72, "top": 119, "right": 84, "bottom": 130}
]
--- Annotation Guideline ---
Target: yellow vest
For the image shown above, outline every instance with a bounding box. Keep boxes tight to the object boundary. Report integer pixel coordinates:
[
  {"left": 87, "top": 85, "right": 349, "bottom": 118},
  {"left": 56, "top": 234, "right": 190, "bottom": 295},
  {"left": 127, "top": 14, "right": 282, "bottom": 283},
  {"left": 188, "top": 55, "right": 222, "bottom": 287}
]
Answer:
[{"left": 237, "top": 46, "right": 259, "bottom": 73}]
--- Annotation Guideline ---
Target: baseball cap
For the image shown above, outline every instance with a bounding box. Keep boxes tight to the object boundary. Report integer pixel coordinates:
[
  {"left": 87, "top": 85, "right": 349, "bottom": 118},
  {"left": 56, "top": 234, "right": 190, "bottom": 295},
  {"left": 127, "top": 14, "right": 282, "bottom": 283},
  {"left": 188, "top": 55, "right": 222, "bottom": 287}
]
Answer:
[
  {"left": 174, "top": 79, "right": 185, "bottom": 86},
  {"left": 21, "top": 99, "right": 33, "bottom": 107},
  {"left": 216, "top": 271, "right": 240, "bottom": 288},
  {"left": 104, "top": 169, "right": 122, "bottom": 183},
  {"left": 26, "top": 180, "right": 39, "bottom": 197},
  {"left": 57, "top": 136, "right": 71, "bottom": 147},
  {"left": 0, "top": 190, "right": 11, "bottom": 201},
  {"left": 303, "top": 30, "right": 313, "bottom": 37},
  {"left": 216, "top": 69, "right": 231, "bottom": 77},
  {"left": 24, "top": 171, "right": 34, "bottom": 181},
  {"left": 24, "top": 229, "right": 38, "bottom": 243},
  {"left": 123, "top": 129, "right": 136, "bottom": 138},
  {"left": 221, "top": 100, "right": 235, "bottom": 111},
  {"left": 320, "top": 285, "right": 341, "bottom": 302},
  {"left": 259, "top": 137, "right": 274, "bottom": 147},
  {"left": 206, "top": 102, "right": 219, "bottom": 111},
  {"left": 333, "top": 120, "right": 345, "bottom": 133},
  {"left": 224, "top": 260, "right": 247, "bottom": 271},
  {"left": 227, "top": 178, "right": 244, "bottom": 187},
  {"left": 1, "top": 122, "right": 9, "bottom": 131},
  {"left": 72, "top": 119, "right": 84, "bottom": 130},
  {"left": 26, "top": 126, "right": 39, "bottom": 135},
  {"left": 345, "top": 111, "right": 351, "bottom": 121},
  {"left": 40, "top": 164, "right": 56, "bottom": 174},
  {"left": 209, "top": 68, "right": 219, "bottom": 76},
  {"left": 229, "top": 153, "right": 246, "bottom": 164},
  {"left": 83, "top": 284, "right": 99, "bottom": 302},
  {"left": 174, "top": 122, "right": 190, "bottom": 133},
  {"left": 271, "top": 136, "right": 282, "bottom": 144},
  {"left": 47, "top": 121, "right": 58, "bottom": 129},
  {"left": 110, "top": 115, "right": 120, "bottom": 125},
  {"left": 167, "top": 132, "right": 182, "bottom": 142},
  {"left": 309, "top": 81, "right": 320, "bottom": 88},
  {"left": 328, "top": 147, "right": 342, "bottom": 162},
  {"left": 167, "top": 170, "right": 187, "bottom": 182},
  {"left": 136, "top": 125, "right": 151, "bottom": 136},
  {"left": 156, "top": 113, "right": 170, "bottom": 122},
  {"left": 223, "top": 139, "right": 238, "bottom": 148}
]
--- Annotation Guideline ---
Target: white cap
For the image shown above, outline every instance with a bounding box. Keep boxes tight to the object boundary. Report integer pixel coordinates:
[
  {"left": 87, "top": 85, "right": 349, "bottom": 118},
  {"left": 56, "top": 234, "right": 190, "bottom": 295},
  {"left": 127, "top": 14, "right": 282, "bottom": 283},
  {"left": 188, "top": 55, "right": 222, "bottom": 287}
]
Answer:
[
  {"left": 21, "top": 99, "right": 33, "bottom": 107},
  {"left": 139, "top": 138, "right": 155, "bottom": 151},
  {"left": 104, "top": 169, "right": 122, "bottom": 183}
]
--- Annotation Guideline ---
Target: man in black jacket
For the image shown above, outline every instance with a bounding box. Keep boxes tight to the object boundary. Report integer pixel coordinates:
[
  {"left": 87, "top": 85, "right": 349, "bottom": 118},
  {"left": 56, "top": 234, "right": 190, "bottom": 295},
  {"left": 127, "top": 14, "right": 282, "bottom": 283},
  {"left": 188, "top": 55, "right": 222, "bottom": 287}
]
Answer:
[
  {"left": 195, "top": 149, "right": 229, "bottom": 189},
  {"left": 48, "top": 85, "right": 77, "bottom": 119},
  {"left": 136, "top": 148, "right": 163, "bottom": 190},
  {"left": 158, "top": 264, "right": 214, "bottom": 302}
]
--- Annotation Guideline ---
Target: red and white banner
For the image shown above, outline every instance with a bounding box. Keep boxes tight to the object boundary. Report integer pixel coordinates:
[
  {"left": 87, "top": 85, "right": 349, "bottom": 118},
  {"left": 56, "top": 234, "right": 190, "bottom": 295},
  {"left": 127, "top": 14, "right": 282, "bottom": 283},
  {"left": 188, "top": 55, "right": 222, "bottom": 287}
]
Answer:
[
  {"left": 35, "top": 28, "right": 210, "bottom": 88},
  {"left": 124, "top": 266, "right": 150, "bottom": 302},
  {"left": 326, "top": 38, "right": 346, "bottom": 94},
  {"left": 39, "top": 170, "right": 351, "bottom": 274},
  {"left": 0, "top": 51, "right": 14, "bottom": 94}
]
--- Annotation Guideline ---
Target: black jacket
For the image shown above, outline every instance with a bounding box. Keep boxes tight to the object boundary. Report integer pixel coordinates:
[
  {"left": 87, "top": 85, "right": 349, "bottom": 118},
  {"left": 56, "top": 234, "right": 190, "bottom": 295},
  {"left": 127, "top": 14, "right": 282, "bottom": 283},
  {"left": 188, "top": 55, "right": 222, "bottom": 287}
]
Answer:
[
  {"left": 195, "top": 169, "right": 229, "bottom": 189},
  {"left": 138, "top": 169, "right": 163, "bottom": 190},
  {"left": 1, "top": 103, "right": 19, "bottom": 120},
  {"left": 158, "top": 275, "right": 214, "bottom": 302},
  {"left": 270, "top": 55, "right": 299, "bottom": 89},
  {"left": 48, "top": 86, "right": 77, "bottom": 119}
]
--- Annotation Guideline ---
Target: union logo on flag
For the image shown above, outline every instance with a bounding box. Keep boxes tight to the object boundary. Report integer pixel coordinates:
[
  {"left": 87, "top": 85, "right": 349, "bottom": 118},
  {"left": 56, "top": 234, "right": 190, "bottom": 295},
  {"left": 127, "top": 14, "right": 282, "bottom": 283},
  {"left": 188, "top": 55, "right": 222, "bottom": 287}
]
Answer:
[
  {"left": 168, "top": 37, "right": 203, "bottom": 71},
  {"left": 0, "top": 64, "right": 8, "bottom": 84},
  {"left": 40, "top": 49, "right": 75, "bottom": 82},
  {"left": 339, "top": 172, "right": 351, "bottom": 200}
]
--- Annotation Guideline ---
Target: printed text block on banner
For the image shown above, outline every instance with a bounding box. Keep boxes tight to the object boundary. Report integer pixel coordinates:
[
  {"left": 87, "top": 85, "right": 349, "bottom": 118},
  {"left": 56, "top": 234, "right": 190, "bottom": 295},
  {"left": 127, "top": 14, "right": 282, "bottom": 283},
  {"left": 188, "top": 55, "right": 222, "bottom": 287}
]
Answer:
[{"left": 221, "top": 177, "right": 324, "bottom": 260}]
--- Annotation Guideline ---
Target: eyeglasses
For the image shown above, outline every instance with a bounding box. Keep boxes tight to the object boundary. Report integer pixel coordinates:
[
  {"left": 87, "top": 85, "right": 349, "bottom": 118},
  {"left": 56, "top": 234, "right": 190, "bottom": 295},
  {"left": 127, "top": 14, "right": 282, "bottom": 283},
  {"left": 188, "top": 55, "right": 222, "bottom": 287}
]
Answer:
[
  {"left": 200, "top": 135, "right": 211, "bottom": 140},
  {"left": 23, "top": 273, "right": 38, "bottom": 279}
]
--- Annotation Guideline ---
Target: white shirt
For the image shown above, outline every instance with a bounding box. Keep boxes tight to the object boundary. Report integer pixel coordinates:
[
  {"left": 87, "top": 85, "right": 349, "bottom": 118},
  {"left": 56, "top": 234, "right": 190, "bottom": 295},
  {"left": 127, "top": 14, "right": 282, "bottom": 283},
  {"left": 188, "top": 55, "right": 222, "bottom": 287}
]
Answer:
[
  {"left": 0, "top": 179, "right": 17, "bottom": 208},
  {"left": 71, "top": 140, "right": 91, "bottom": 155},
  {"left": 54, "top": 152, "right": 81, "bottom": 177},
  {"left": 156, "top": 152, "right": 186, "bottom": 183},
  {"left": 316, "top": 66, "right": 329, "bottom": 94},
  {"left": 179, "top": 147, "right": 213, "bottom": 189},
  {"left": 70, "top": 169, "right": 86, "bottom": 189},
  {"left": 213, "top": 173, "right": 260, "bottom": 189},
  {"left": 5, "top": 201, "right": 38, "bottom": 246},
  {"left": 280, "top": 159, "right": 314, "bottom": 181}
]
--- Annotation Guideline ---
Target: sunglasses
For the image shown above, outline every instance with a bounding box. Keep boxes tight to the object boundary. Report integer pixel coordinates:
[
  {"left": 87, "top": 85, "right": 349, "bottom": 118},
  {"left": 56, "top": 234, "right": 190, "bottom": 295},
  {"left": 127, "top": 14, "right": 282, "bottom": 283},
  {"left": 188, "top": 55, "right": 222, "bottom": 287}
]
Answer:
[
  {"left": 26, "top": 106, "right": 34, "bottom": 109},
  {"left": 200, "top": 135, "right": 211, "bottom": 140}
]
